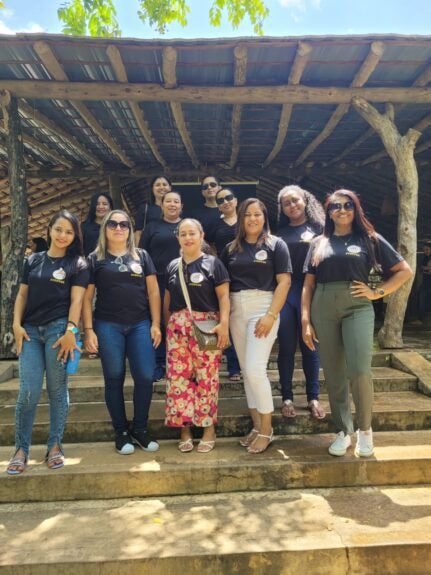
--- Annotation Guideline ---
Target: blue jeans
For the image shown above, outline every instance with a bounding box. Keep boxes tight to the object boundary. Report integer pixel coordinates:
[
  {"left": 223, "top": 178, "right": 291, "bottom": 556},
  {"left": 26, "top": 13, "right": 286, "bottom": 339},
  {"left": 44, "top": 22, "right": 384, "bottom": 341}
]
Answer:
[
  {"left": 224, "top": 340, "right": 241, "bottom": 376},
  {"left": 15, "top": 318, "right": 68, "bottom": 457},
  {"left": 95, "top": 319, "right": 155, "bottom": 433},
  {"left": 277, "top": 280, "right": 320, "bottom": 402}
]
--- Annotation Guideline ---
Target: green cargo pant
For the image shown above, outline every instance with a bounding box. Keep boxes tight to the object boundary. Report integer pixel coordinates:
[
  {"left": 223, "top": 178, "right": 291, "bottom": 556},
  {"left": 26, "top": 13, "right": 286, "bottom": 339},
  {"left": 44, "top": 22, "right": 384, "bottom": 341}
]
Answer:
[{"left": 311, "top": 281, "right": 375, "bottom": 435}]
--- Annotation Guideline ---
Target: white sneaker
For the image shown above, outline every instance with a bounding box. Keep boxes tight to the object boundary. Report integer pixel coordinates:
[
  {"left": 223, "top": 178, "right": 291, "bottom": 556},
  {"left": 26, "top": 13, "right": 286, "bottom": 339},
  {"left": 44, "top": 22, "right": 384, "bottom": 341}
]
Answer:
[
  {"left": 355, "top": 428, "right": 374, "bottom": 457},
  {"left": 328, "top": 431, "right": 352, "bottom": 456}
]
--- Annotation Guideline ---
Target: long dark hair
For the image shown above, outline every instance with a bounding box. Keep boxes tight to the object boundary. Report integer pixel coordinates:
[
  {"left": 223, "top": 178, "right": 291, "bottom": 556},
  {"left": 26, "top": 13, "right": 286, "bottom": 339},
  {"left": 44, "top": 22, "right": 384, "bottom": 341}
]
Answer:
[
  {"left": 312, "top": 189, "right": 379, "bottom": 269},
  {"left": 278, "top": 185, "right": 325, "bottom": 228},
  {"left": 84, "top": 192, "right": 114, "bottom": 224},
  {"left": 47, "top": 209, "right": 84, "bottom": 257},
  {"left": 229, "top": 198, "right": 271, "bottom": 254},
  {"left": 31, "top": 237, "right": 48, "bottom": 252},
  {"left": 149, "top": 175, "right": 172, "bottom": 204}
]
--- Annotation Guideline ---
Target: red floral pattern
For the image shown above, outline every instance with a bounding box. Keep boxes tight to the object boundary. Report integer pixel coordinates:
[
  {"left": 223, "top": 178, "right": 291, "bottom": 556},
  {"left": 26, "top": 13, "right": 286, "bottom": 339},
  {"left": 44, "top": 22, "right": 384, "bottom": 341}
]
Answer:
[{"left": 165, "top": 309, "right": 222, "bottom": 427}]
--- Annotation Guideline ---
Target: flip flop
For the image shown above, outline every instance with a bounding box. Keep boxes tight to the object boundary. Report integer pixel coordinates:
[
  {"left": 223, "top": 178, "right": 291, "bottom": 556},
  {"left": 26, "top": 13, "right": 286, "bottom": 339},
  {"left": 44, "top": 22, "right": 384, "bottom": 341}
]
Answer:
[
  {"left": 308, "top": 399, "right": 326, "bottom": 420},
  {"left": 281, "top": 400, "right": 297, "bottom": 418}
]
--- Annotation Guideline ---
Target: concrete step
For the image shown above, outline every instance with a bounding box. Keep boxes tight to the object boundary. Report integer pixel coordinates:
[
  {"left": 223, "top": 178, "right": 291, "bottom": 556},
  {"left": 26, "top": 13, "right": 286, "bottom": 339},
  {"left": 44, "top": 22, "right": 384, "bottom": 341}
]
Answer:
[
  {"left": 0, "top": 367, "right": 417, "bottom": 405},
  {"left": 1, "top": 391, "right": 431, "bottom": 445},
  {"left": 2, "top": 431, "right": 431, "bottom": 504},
  {"left": 1, "top": 485, "right": 431, "bottom": 574}
]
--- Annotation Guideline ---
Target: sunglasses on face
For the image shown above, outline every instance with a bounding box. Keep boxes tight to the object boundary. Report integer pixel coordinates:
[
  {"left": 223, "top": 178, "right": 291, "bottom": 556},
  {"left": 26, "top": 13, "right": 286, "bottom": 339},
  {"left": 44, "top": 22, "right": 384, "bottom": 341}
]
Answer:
[
  {"left": 201, "top": 182, "right": 218, "bottom": 191},
  {"left": 106, "top": 220, "right": 130, "bottom": 230},
  {"left": 216, "top": 193, "right": 235, "bottom": 205},
  {"left": 328, "top": 201, "right": 355, "bottom": 212}
]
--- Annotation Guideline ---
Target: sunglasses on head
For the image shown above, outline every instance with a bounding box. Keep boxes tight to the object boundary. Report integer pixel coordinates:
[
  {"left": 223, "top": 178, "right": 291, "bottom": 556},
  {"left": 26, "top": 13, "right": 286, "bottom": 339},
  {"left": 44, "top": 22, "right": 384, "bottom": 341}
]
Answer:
[
  {"left": 328, "top": 200, "right": 355, "bottom": 212},
  {"left": 106, "top": 219, "right": 130, "bottom": 230},
  {"left": 201, "top": 182, "right": 218, "bottom": 191},
  {"left": 216, "top": 193, "right": 235, "bottom": 205}
]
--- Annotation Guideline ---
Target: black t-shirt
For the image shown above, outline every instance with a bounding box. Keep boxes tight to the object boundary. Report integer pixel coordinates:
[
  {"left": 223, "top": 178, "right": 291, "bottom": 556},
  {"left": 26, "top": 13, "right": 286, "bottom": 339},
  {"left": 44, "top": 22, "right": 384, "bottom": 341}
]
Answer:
[
  {"left": 278, "top": 222, "right": 322, "bottom": 281},
  {"left": 422, "top": 254, "right": 431, "bottom": 287},
  {"left": 135, "top": 203, "right": 162, "bottom": 232},
  {"left": 303, "top": 233, "right": 404, "bottom": 283},
  {"left": 207, "top": 219, "right": 237, "bottom": 256},
  {"left": 22, "top": 251, "right": 89, "bottom": 326},
  {"left": 139, "top": 220, "right": 180, "bottom": 275},
  {"left": 81, "top": 221, "right": 100, "bottom": 256},
  {"left": 88, "top": 249, "right": 157, "bottom": 324},
  {"left": 166, "top": 254, "right": 230, "bottom": 312},
  {"left": 220, "top": 236, "right": 292, "bottom": 292},
  {"left": 188, "top": 206, "right": 222, "bottom": 237}
]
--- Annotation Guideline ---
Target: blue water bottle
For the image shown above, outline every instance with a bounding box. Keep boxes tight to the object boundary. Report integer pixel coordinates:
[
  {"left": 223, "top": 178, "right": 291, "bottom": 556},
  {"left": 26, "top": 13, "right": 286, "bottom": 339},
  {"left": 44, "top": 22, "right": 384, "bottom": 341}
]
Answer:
[{"left": 66, "top": 335, "right": 82, "bottom": 375}]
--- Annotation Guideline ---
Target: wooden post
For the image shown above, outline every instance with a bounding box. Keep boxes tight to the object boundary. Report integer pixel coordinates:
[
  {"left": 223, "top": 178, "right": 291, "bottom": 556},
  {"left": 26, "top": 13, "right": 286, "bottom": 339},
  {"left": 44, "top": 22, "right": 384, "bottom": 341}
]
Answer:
[
  {"left": 109, "top": 174, "right": 122, "bottom": 209},
  {"left": 0, "top": 90, "right": 28, "bottom": 358},
  {"left": 352, "top": 97, "right": 421, "bottom": 348}
]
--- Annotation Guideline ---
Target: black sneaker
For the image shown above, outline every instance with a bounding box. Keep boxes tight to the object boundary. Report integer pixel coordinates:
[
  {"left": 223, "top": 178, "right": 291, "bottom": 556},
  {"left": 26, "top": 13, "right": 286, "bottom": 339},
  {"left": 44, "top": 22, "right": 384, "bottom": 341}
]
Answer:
[
  {"left": 115, "top": 431, "right": 135, "bottom": 455},
  {"left": 130, "top": 429, "right": 159, "bottom": 452}
]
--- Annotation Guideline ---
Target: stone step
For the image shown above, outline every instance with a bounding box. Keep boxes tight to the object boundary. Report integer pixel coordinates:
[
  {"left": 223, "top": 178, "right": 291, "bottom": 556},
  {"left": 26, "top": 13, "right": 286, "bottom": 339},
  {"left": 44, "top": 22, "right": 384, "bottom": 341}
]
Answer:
[
  {"left": 1, "top": 391, "right": 431, "bottom": 444},
  {"left": 0, "top": 367, "right": 417, "bottom": 405},
  {"left": 1, "top": 485, "right": 431, "bottom": 574},
  {"left": 2, "top": 431, "right": 431, "bottom": 504}
]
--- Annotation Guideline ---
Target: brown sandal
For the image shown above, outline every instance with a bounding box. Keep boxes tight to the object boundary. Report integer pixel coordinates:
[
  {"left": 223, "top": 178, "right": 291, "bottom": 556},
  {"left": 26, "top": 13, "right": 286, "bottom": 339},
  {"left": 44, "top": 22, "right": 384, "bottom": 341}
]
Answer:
[
  {"left": 281, "top": 400, "right": 296, "bottom": 418},
  {"left": 308, "top": 399, "right": 326, "bottom": 420}
]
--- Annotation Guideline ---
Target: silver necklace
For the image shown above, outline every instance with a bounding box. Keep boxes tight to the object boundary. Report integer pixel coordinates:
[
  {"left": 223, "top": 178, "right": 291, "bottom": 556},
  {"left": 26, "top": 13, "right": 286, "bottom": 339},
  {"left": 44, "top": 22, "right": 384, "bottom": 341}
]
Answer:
[{"left": 46, "top": 252, "right": 61, "bottom": 265}]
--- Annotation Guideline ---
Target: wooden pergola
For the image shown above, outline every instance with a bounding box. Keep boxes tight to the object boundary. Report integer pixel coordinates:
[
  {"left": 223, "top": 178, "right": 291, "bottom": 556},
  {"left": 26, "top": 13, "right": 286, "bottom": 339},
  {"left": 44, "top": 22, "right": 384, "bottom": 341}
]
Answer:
[{"left": 1, "top": 33, "right": 431, "bottom": 356}]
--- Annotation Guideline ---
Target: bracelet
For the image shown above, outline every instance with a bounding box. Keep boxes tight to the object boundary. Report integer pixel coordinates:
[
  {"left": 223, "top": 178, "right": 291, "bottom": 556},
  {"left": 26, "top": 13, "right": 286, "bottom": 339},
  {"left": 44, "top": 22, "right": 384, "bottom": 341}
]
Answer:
[
  {"left": 267, "top": 310, "right": 278, "bottom": 320},
  {"left": 67, "top": 320, "right": 77, "bottom": 327},
  {"left": 84, "top": 327, "right": 94, "bottom": 331}
]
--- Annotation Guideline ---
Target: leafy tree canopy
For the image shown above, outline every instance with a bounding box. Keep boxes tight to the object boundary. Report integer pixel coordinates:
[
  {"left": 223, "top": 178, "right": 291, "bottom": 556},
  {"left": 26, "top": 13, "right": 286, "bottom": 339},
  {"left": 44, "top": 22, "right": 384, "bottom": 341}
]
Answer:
[{"left": 57, "top": 0, "right": 269, "bottom": 37}]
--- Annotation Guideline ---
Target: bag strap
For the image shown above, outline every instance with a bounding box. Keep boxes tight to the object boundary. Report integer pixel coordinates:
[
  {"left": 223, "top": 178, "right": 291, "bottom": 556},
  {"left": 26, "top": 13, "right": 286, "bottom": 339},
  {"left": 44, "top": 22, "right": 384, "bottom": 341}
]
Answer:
[{"left": 178, "top": 258, "right": 193, "bottom": 314}]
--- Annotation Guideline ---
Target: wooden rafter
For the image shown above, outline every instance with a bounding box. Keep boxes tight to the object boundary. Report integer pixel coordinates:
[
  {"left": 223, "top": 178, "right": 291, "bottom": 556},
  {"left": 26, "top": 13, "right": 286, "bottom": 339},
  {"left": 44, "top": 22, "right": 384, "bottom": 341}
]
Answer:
[
  {"left": 4, "top": 79, "right": 431, "bottom": 105},
  {"left": 162, "top": 46, "right": 200, "bottom": 169},
  {"left": 106, "top": 45, "right": 166, "bottom": 168},
  {"left": 228, "top": 45, "right": 248, "bottom": 169},
  {"left": 332, "top": 62, "right": 431, "bottom": 166},
  {"left": 32, "top": 41, "right": 134, "bottom": 168},
  {"left": 19, "top": 101, "right": 102, "bottom": 166},
  {"left": 294, "top": 42, "right": 385, "bottom": 167},
  {"left": 262, "top": 42, "right": 312, "bottom": 168}
]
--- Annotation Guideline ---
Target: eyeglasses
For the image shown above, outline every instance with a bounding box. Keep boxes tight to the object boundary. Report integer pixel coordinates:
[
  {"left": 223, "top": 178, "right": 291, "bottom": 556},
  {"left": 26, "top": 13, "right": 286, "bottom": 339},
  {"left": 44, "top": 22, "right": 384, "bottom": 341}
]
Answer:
[
  {"left": 106, "top": 220, "right": 130, "bottom": 230},
  {"left": 328, "top": 201, "right": 355, "bottom": 212},
  {"left": 201, "top": 182, "right": 218, "bottom": 191},
  {"left": 216, "top": 193, "right": 235, "bottom": 205}
]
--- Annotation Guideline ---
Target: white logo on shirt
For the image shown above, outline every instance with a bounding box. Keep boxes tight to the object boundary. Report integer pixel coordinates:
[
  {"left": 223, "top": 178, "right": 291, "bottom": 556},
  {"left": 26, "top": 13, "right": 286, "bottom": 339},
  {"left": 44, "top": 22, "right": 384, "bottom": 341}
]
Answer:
[
  {"left": 52, "top": 267, "right": 66, "bottom": 280},
  {"left": 301, "top": 230, "right": 315, "bottom": 242},
  {"left": 347, "top": 245, "right": 361, "bottom": 254},
  {"left": 190, "top": 272, "right": 204, "bottom": 284},
  {"left": 255, "top": 250, "right": 268, "bottom": 261},
  {"left": 131, "top": 263, "right": 143, "bottom": 275}
]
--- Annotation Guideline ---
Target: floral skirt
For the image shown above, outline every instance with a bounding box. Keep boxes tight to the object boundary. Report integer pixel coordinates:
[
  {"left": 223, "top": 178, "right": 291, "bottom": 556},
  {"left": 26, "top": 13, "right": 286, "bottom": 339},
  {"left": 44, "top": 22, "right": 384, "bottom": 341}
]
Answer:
[{"left": 165, "top": 309, "right": 222, "bottom": 428}]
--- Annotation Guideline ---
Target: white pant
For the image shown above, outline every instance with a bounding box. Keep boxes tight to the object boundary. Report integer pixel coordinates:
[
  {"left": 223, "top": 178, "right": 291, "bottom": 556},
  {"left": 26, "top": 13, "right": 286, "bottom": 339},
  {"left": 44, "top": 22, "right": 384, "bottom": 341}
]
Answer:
[{"left": 230, "top": 290, "right": 279, "bottom": 414}]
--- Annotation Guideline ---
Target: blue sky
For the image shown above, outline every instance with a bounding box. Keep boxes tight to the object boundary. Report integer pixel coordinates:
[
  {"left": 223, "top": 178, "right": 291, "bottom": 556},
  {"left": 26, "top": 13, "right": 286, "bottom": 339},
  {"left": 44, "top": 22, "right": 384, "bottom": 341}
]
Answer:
[{"left": 1, "top": 0, "right": 431, "bottom": 38}]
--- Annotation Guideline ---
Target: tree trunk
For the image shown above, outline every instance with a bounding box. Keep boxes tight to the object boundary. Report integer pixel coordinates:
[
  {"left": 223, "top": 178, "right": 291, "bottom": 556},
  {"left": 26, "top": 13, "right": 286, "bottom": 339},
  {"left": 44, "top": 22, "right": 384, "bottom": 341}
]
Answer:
[
  {"left": 0, "top": 91, "right": 28, "bottom": 358},
  {"left": 352, "top": 98, "right": 420, "bottom": 348}
]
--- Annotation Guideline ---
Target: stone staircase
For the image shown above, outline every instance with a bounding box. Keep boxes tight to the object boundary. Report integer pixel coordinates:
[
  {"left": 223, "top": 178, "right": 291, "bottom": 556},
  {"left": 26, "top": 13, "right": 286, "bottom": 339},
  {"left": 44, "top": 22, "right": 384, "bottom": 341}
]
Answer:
[{"left": 1, "top": 351, "right": 431, "bottom": 574}]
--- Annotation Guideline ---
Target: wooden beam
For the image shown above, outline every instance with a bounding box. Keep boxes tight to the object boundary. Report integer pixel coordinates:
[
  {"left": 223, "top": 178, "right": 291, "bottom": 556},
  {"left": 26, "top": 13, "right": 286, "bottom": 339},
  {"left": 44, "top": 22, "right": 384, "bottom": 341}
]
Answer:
[
  {"left": 330, "top": 62, "right": 431, "bottom": 166},
  {"left": 294, "top": 41, "right": 385, "bottom": 167},
  {"left": 19, "top": 101, "right": 102, "bottom": 166},
  {"left": 228, "top": 45, "right": 248, "bottom": 169},
  {"left": 109, "top": 174, "right": 122, "bottom": 209},
  {"left": 162, "top": 47, "right": 200, "bottom": 169},
  {"left": 4, "top": 80, "right": 431, "bottom": 105},
  {"left": 106, "top": 45, "right": 166, "bottom": 168},
  {"left": 0, "top": 91, "right": 27, "bottom": 357},
  {"left": 33, "top": 41, "right": 134, "bottom": 168},
  {"left": 262, "top": 42, "right": 312, "bottom": 168}
]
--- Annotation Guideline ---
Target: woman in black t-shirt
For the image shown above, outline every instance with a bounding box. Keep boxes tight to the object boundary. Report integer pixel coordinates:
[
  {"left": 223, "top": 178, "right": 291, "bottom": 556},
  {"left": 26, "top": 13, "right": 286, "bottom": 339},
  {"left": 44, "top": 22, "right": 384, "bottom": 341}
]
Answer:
[
  {"left": 277, "top": 185, "right": 325, "bottom": 420},
  {"left": 81, "top": 192, "right": 114, "bottom": 256},
  {"left": 7, "top": 210, "right": 89, "bottom": 475},
  {"left": 302, "top": 189, "right": 413, "bottom": 458},
  {"left": 164, "top": 219, "right": 230, "bottom": 453},
  {"left": 140, "top": 190, "right": 182, "bottom": 382},
  {"left": 83, "top": 210, "right": 162, "bottom": 456},
  {"left": 221, "top": 199, "right": 292, "bottom": 454},
  {"left": 134, "top": 175, "right": 172, "bottom": 246}
]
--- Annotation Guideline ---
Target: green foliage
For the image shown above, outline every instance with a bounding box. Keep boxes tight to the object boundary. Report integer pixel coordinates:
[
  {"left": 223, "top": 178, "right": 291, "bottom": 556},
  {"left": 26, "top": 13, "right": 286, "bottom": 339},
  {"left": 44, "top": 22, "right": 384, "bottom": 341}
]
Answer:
[
  {"left": 57, "top": 0, "right": 269, "bottom": 38},
  {"left": 58, "top": 0, "right": 121, "bottom": 37}
]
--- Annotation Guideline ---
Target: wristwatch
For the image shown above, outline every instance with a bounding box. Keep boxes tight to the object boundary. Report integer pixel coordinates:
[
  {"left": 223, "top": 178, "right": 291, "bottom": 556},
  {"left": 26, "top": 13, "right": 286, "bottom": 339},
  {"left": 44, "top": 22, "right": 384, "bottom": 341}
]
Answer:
[
  {"left": 66, "top": 325, "right": 79, "bottom": 334},
  {"left": 373, "top": 288, "right": 385, "bottom": 298}
]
